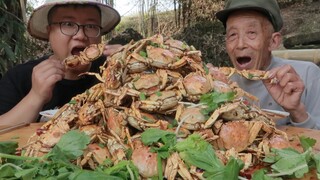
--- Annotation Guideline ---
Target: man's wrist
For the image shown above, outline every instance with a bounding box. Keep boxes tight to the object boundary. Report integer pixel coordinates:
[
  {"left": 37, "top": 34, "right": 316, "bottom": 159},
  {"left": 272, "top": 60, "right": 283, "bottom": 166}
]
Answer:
[{"left": 287, "top": 103, "right": 308, "bottom": 123}]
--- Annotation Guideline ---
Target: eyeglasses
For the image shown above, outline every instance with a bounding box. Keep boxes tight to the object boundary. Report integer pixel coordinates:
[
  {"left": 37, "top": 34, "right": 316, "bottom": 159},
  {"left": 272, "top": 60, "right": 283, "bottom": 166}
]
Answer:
[{"left": 49, "top": 22, "right": 102, "bottom": 38}]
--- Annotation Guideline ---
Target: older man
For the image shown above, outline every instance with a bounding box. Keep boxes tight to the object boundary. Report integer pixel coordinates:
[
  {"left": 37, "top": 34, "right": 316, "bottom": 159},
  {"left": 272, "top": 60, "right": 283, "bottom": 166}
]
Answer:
[{"left": 213, "top": 0, "right": 320, "bottom": 129}]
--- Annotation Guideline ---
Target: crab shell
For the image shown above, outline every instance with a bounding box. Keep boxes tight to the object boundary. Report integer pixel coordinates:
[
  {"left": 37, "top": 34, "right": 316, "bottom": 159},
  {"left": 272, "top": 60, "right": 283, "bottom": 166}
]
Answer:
[
  {"left": 80, "top": 143, "right": 111, "bottom": 169},
  {"left": 131, "top": 140, "right": 161, "bottom": 178},
  {"left": 136, "top": 90, "right": 182, "bottom": 113},
  {"left": 176, "top": 71, "right": 214, "bottom": 102},
  {"left": 64, "top": 43, "right": 104, "bottom": 67},
  {"left": 175, "top": 104, "right": 207, "bottom": 130}
]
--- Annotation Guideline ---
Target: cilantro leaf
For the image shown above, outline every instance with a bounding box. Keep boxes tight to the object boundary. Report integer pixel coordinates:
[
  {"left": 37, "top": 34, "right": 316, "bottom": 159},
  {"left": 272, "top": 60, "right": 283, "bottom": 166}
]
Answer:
[
  {"left": 69, "top": 99, "right": 77, "bottom": 104},
  {"left": 15, "top": 167, "right": 37, "bottom": 179},
  {"left": 0, "top": 141, "right": 18, "bottom": 154},
  {"left": 204, "top": 157, "right": 243, "bottom": 180},
  {"left": 139, "top": 51, "right": 147, "bottom": 58},
  {"left": 175, "top": 134, "right": 223, "bottom": 171},
  {"left": 264, "top": 148, "right": 311, "bottom": 178},
  {"left": 200, "top": 91, "right": 235, "bottom": 116},
  {"left": 103, "top": 160, "right": 140, "bottom": 180},
  {"left": 46, "top": 130, "right": 90, "bottom": 161},
  {"left": 252, "top": 169, "right": 282, "bottom": 180},
  {"left": 72, "top": 170, "right": 123, "bottom": 180},
  {"left": 311, "top": 153, "right": 320, "bottom": 175},
  {"left": 175, "top": 134, "right": 243, "bottom": 180},
  {"left": 139, "top": 92, "right": 146, "bottom": 100},
  {"left": 0, "top": 164, "right": 18, "bottom": 178},
  {"left": 299, "top": 136, "right": 316, "bottom": 151},
  {"left": 141, "top": 128, "right": 177, "bottom": 178},
  {"left": 141, "top": 128, "right": 176, "bottom": 159},
  {"left": 141, "top": 128, "right": 176, "bottom": 146}
]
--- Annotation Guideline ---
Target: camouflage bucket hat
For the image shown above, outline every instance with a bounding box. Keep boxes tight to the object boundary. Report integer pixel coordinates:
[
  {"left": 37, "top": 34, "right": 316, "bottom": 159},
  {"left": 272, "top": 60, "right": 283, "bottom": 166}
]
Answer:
[
  {"left": 28, "top": 0, "right": 121, "bottom": 41},
  {"left": 216, "top": 0, "right": 283, "bottom": 32}
]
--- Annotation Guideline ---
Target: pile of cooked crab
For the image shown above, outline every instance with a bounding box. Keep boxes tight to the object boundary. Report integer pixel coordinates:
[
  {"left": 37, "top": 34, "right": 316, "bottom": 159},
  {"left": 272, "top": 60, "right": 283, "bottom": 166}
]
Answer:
[{"left": 23, "top": 34, "right": 292, "bottom": 179}]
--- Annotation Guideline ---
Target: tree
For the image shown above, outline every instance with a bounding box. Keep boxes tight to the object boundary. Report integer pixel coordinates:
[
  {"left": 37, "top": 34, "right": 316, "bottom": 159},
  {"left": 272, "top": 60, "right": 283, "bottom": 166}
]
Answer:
[
  {"left": 0, "top": 0, "right": 47, "bottom": 77},
  {"left": 0, "top": 0, "right": 27, "bottom": 76}
]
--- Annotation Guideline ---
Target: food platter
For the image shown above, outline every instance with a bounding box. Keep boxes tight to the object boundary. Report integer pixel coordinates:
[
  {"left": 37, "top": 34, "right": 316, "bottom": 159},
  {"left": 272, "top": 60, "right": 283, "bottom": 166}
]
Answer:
[{"left": 0, "top": 35, "right": 319, "bottom": 179}]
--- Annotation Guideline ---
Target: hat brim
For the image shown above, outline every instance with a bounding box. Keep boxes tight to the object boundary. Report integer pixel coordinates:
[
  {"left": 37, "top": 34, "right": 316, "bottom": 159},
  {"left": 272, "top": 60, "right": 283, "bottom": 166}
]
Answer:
[
  {"left": 28, "top": 1, "right": 121, "bottom": 41},
  {"left": 216, "top": 6, "right": 272, "bottom": 29}
]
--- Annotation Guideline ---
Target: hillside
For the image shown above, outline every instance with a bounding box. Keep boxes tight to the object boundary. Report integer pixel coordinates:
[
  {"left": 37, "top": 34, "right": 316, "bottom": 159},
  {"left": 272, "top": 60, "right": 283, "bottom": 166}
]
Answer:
[
  {"left": 111, "top": 1, "right": 320, "bottom": 66},
  {"left": 281, "top": 1, "right": 320, "bottom": 49}
]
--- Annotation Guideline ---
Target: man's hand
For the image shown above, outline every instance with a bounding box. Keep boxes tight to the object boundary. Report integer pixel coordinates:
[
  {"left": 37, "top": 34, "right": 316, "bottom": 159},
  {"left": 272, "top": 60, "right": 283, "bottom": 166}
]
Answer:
[
  {"left": 29, "top": 57, "right": 65, "bottom": 104},
  {"left": 263, "top": 64, "right": 308, "bottom": 122},
  {"left": 103, "top": 44, "right": 123, "bottom": 56}
]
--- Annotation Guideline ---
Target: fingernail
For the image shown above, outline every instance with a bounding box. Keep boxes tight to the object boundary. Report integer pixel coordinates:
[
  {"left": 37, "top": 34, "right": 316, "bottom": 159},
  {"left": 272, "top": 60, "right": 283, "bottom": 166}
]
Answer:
[{"left": 267, "top": 71, "right": 275, "bottom": 78}]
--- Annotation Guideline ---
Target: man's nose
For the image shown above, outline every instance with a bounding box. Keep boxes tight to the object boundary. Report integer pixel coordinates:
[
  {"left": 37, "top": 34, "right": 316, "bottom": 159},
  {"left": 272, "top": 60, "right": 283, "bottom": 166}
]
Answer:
[
  {"left": 73, "top": 26, "right": 87, "bottom": 39},
  {"left": 236, "top": 35, "right": 246, "bottom": 49}
]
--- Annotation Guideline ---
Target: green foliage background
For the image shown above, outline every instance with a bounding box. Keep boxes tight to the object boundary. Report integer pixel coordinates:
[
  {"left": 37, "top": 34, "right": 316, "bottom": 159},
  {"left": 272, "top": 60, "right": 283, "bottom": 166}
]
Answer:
[{"left": 0, "top": 0, "right": 47, "bottom": 77}]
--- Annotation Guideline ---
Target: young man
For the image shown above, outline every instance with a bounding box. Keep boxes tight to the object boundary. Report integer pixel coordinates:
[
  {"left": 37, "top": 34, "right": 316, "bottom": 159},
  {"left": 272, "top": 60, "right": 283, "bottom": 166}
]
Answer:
[
  {"left": 213, "top": 0, "right": 320, "bottom": 129},
  {"left": 0, "top": 0, "right": 121, "bottom": 126}
]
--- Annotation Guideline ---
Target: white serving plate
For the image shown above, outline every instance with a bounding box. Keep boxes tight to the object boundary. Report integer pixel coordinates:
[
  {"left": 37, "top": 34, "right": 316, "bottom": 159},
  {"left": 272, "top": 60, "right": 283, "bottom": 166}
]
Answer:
[
  {"left": 39, "top": 109, "right": 58, "bottom": 121},
  {"left": 261, "top": 109, "right": 290, "bottom": 120}
]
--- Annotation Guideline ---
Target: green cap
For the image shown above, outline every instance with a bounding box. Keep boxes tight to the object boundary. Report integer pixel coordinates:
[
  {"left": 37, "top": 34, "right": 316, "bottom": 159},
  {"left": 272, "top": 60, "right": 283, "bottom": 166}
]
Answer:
[{"left": 216, "top": 0, "right": 283, "bottom": 32}]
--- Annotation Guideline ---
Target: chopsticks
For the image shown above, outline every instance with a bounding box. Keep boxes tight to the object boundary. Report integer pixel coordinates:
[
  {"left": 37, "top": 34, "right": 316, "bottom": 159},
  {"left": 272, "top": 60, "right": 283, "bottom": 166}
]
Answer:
[{"left": 0, "top": 122, "right": 29, "bottom": 134}]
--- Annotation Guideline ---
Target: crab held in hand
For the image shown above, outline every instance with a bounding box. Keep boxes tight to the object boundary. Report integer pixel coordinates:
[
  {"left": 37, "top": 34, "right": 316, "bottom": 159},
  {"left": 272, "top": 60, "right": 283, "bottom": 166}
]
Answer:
[{"left": 63, "top": 43, "right": 104, "bottom": 68}]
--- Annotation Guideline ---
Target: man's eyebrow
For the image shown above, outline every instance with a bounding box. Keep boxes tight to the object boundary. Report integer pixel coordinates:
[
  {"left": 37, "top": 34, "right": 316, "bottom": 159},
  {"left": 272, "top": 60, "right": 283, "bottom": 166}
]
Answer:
[
  {"left": 58, "top": 15, "right": 76, "bottom": 20},
  {"left": 246, "top": 20, "right": 260, "bottom": 28}
]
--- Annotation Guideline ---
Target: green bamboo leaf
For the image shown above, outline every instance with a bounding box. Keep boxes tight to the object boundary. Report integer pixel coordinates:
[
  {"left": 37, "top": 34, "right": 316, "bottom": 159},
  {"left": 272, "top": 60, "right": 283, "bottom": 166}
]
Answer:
[
  {"left": 3, "top": 42, "right": 15, "bottom": 60},
  {"left": 0, "top": 16, "right": 6, "bottom": 27}
]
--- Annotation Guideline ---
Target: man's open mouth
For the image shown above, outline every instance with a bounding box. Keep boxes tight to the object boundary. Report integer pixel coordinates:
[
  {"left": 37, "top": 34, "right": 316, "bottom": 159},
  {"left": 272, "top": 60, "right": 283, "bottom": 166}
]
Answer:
[
  {"left": 71, "top": 47, "right": 85, "bottom": 56},
  {"left": 237, "top": 56, "right": 252, "bottom": 65}
]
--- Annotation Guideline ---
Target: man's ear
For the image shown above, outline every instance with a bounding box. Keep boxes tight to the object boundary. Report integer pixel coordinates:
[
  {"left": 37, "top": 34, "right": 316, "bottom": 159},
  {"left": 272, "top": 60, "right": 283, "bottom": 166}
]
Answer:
[
  {"left": 269, "top": 32, "right": 282, "bottom": 51},
  {"left": 46, "top": 25, "right": 51, "bottom": 34}
]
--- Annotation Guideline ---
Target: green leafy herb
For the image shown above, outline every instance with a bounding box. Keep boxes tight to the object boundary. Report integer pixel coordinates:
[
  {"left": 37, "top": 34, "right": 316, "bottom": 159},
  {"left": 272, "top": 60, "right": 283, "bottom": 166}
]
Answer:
[
  {"left": 72, "top": 170, "right": 123, "bottom": 180},
  {"left": 0, "top": 131, "right": 92, "bottom": 179},
  {"left": 139, "top": 50, "right": 147, "bottom": 58},
  {"left": 248, "top": 73, "right": 254, "bottom": 79},
  {"left": 182, "top": 43, "right": 187, "bottom": 50},
  {"left": 0, "top": 141, "right": 18, "bottom": 154},
  {"left": 149, "top": 42, "right": 160, "bottom": 48},
  {"left": 168, "top": 119, "right": 178, "bottom": 129},
  {"left": 205, "top": 157, "right": 243, "bottom": 180},
  {"left": 46, "top": 130, "right": 90, "bottom": 161},
  {"left": 155, "top": 91, "right": 162, "bottom": 96},
  {"left": 312, "top": 153, "right": 320, "bottom": 176},
  {"left": 200, "top": 91, "right": 235, "bottom": 116},
  {"left": 103, "top": 160, "right": 140, "bottom": 180},
  {"left": 263, "top": 147, "right": 311, "bottom": 178},
  {"left": 203, "top": 63, "right": 209, "bottom": 74},
  {"left": 299, "top": 136, "right": 316, "bottom": 151},
  {"left": 142, "top": 115, "right": 154, "bottom": 122},
  {"left": 252, "top": 169, "right": 282, "bottom": 180},
  {"left": 69, "top": 99, "right": 77, "bottom": 104},
  {"left": 139, "top": 92, "right": 146, "bottom": 100},
  {"left": 141, "top": 128, "right": 176, "bottom": 147},
  {"left": 141, "top": 128, "right": 177, "bottom": 178},
  {"left": 175, "top": 134, "right": 243, "bottom": 179},
  {"left": 175, "top": 134, "right": 223, "bottom": 171}
]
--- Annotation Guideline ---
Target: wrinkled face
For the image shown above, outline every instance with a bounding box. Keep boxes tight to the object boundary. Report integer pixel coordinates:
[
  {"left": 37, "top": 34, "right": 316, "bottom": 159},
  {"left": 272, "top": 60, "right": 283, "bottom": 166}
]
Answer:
[
  {"left": 225, "top": 10, "right": 278, "bottom": 70},
  {"left": 47, "top": 6, "right": 101, "bottom": 71}
]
